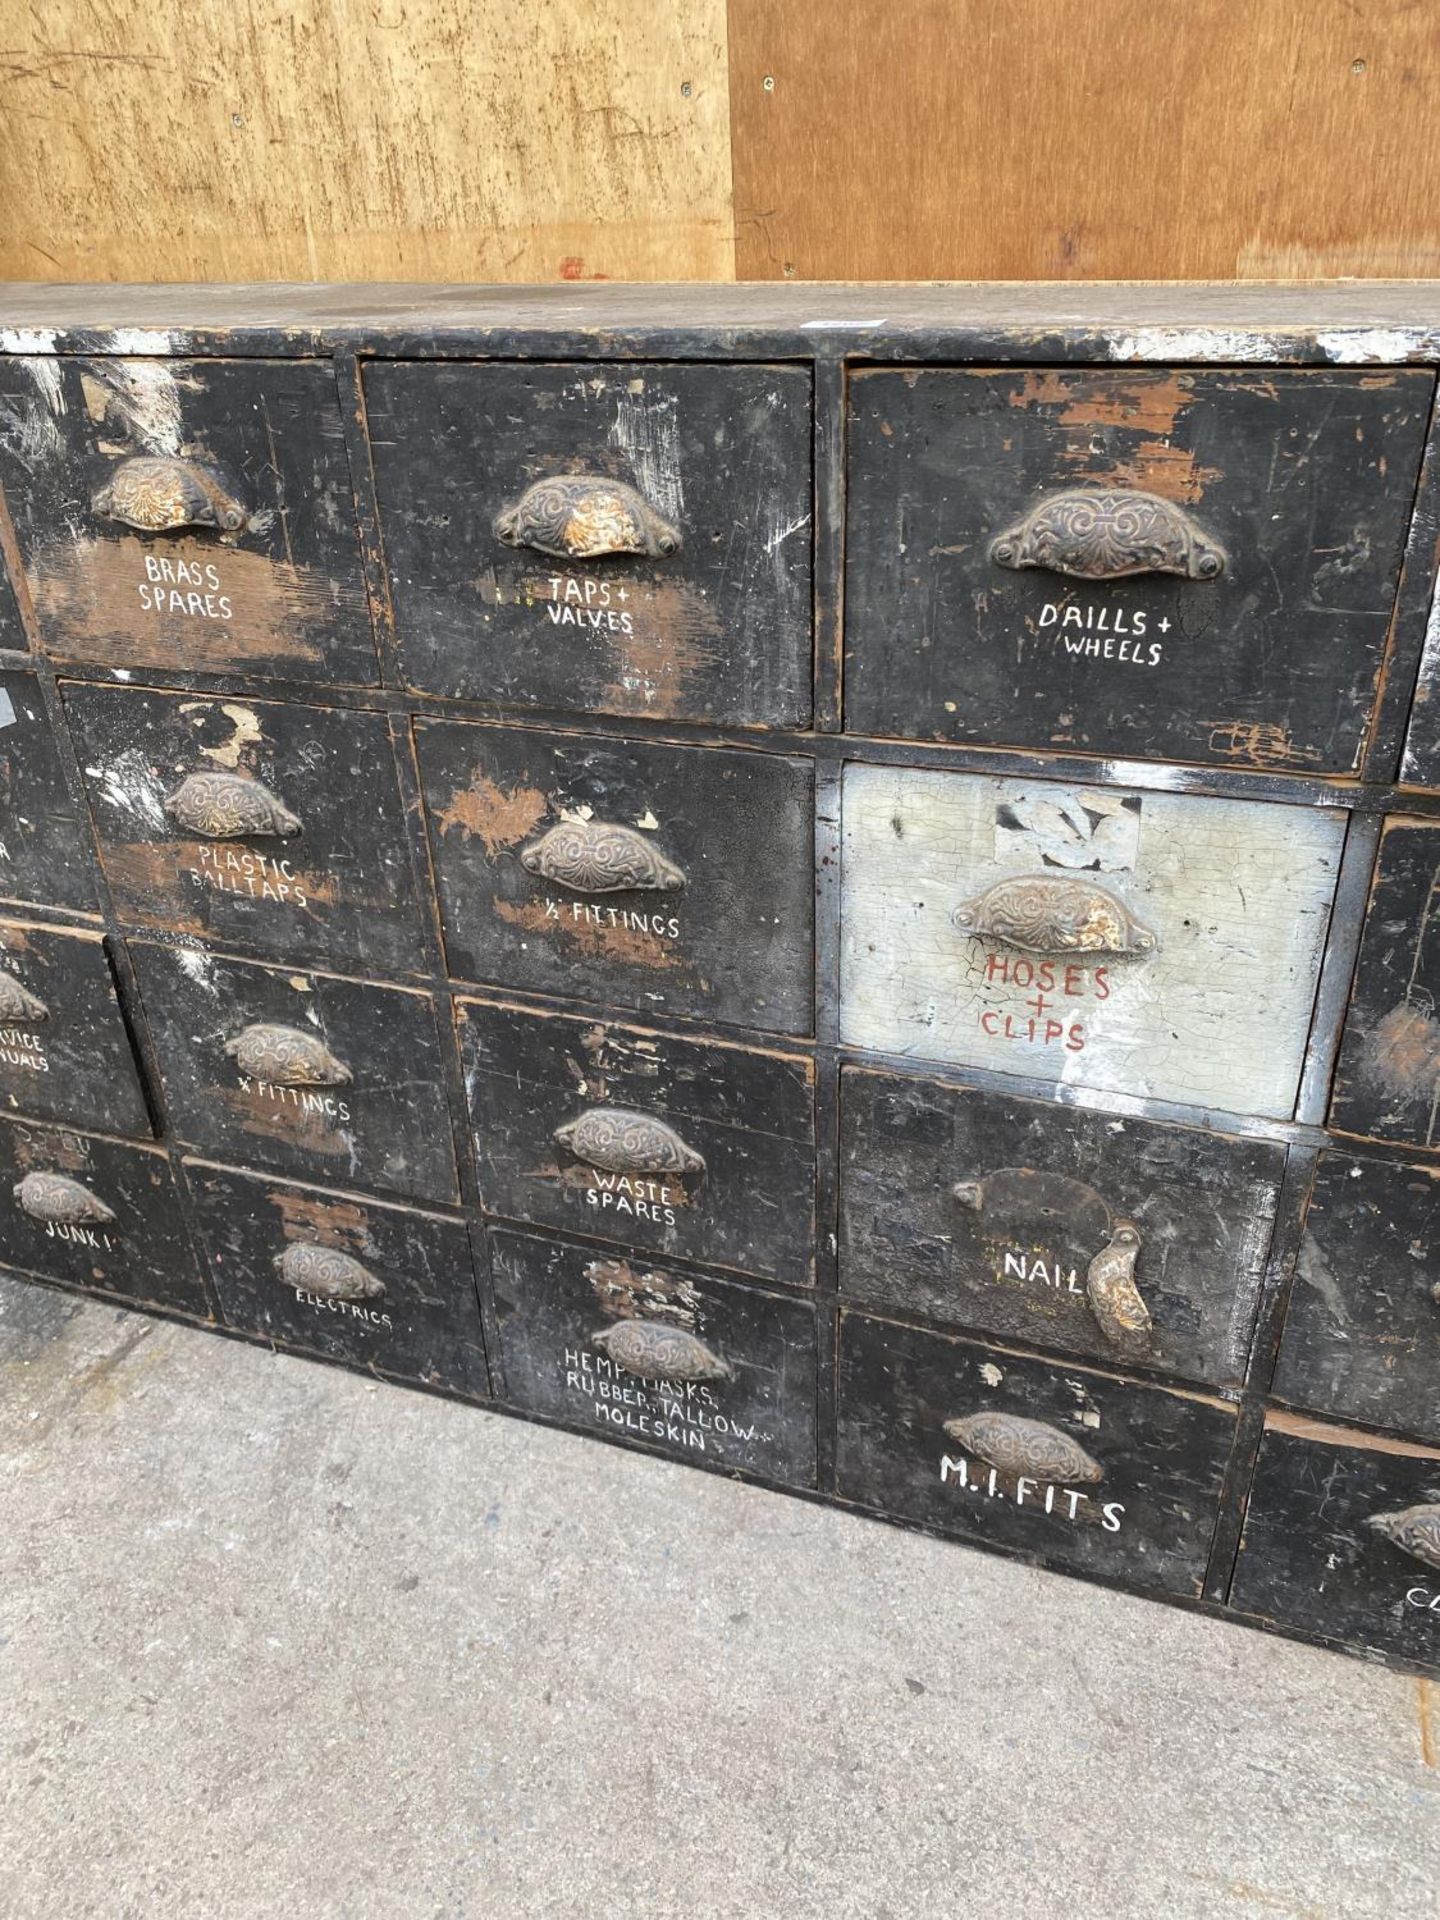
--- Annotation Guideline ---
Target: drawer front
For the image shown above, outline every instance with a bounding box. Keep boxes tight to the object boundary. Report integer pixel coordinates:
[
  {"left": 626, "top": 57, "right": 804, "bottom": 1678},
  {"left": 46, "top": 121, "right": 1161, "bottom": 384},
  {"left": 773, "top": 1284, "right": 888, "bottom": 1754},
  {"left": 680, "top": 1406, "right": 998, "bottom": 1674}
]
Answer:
[
  {"left": 841, "top": 765, "right": 1344, "bottom": 1117},
  {"left": 1330, "top": 818, "right": 1440, "bottom": 1146},
  {"left": 836, "top": 1310, "right": 1236, "bottom": 1596},
  {"left": 488, "top": 1224, "right": 818, "bottom": 1486},
  {"left": 0, "top": 1117, "right": 206, "bottom": 1314},
  {"left": 0, "top": 671, "right": 101, "bottom": 913},
  {"left": 1232, "top": 1416, "right": 1440, "bottom": 1671},
  {"left": 845, "top": 367, "right": 1432, "bottom": 771},
  {"left": 0, "top": 919, "right": 150, "bottom": 1137},
  {"left": 0, "top": 356, "right": 378, "bottom": 686},
  {"left": 417, "top": 721, "right": 814, "bottom": 1034},
  {"left": 458, "top": 997, "right": 815, "bottom": 1285},
  {"left": 840, "top": 1067, "right": 1283, "bottom": 1387},
  {"left": 1273, "top": 1150, "right": 1440, "bottom": 1442},
  {"left": 132, "top": 941, "right": 458, "bottom": 1204},
  {"left": 185, "top": 1160, "right": 488, "bottom": 1397},
  {"left": 63, "top": 683, "right": 428, "bottom": 976},
  {"left": 365, "top": 361, "right": 812, "bottom": 727}
]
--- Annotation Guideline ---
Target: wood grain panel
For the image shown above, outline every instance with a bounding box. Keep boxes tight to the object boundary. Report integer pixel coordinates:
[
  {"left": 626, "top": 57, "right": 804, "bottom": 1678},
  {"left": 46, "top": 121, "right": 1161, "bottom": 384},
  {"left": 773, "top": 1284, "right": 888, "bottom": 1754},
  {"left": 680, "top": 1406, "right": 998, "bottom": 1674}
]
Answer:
[
  {"left": 0, "top": 1, "right": 733, "bottom": 282},
  {"left": 728, "top": 0, "right": 1440, "bottom": 280}
]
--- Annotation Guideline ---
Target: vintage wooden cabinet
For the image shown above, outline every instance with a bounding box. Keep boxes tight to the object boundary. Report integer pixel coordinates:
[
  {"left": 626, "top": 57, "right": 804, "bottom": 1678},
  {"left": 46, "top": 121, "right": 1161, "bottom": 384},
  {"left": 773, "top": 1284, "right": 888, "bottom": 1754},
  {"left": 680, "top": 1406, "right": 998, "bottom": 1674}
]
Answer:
[{"left": 2, "top": 281, "right": 1440, "bottom": 1677}]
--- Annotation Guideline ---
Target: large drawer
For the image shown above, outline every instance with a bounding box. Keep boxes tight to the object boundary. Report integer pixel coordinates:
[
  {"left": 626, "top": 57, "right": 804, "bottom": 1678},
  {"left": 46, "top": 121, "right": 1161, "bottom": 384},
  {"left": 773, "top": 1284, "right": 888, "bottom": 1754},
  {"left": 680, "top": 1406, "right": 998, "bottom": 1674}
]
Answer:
[
  {"left": 840, "top": 1067, "right": 1284, "bottom": 1388},
  {"left": 185, "top": 1159, "right": 488, "bottom": 1398},
  {"left": 0, "top": 918, "right": 151, "bottom": 1137},
  {"left": 0, "top": 356, "right": 378, "bottom": 686},
  {"left": 365, "top": 360, "right": 812, "bottom": 727},
  {"left": 0, "top": 670, "right": 101, "bottom": 914},
  {"left": 1231, "top": 1414, "right": 1440, "bottom": 1673},
  {"left": 844, "top": 366, "right": 1433, "bottom": 771},
  {"left": 840, "top": 764, "right": 1344, "bottom": 1117},
  {"left": 0, "top": 1115, "right": 206, "bottom": 1315},
  {"left": 1330, "top": 818, "right": 1440, "bottom": 1147},
  {"left": 417, "top": 720, "right": 814, "bottom": 1034},
  {"left": 457, "top": 996, "right": 815, "bottom": 1286},
  {"left": 63, "top": 683, "right": 429, "bottom": 977},
  {"left": 1272, "top": 1150, "right": 1440, "bottom": 1443},
  {"left": 131, "top": 941, "right": 458, "bottom": 1204},
  {"left": 836, "top": 1310, "right": 1237, "bottom": 1597},
  {"left": 488, "top": 1224, "right": 818, "bottom": 1487}
]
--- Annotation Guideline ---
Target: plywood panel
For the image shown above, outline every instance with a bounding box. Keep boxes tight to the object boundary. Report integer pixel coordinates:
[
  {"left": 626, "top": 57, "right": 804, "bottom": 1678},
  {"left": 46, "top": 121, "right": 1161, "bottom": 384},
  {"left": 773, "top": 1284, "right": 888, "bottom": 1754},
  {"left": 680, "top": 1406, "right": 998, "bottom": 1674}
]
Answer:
[
  {"left": 0, "top": 1, "right": 733, "bottom": 282},
  {"left": 728, "top": 0, "right": 1440, "bottom": 280}
]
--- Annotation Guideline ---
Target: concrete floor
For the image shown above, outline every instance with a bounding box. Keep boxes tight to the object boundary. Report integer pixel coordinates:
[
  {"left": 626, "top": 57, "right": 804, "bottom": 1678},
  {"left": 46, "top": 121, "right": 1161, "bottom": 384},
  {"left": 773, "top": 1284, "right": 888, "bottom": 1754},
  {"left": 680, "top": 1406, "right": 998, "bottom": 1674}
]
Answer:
[{"left": 1, "top": 1278, "right": 1437, "bottom": 1920}]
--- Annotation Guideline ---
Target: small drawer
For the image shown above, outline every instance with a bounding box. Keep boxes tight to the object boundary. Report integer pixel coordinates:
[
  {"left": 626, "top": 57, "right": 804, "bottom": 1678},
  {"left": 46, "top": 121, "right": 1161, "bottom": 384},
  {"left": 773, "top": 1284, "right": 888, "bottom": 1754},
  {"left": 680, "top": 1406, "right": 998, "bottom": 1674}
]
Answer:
[
  {"left": 1231, "top": 1413, "right": 1440, "bottom": 1672},
  {"left": 1331, "top": 818, "right": 1440, "bottom": 1146},
  {"left": 131, "top": 941, "right": 458, "bottom": 1205},
  {"left": 0, "top": 918, "right": 150, "bottom": 1137},
  {"left": 0, "top": 1116, "right": 206, "bottom": 1315},
  {"left": 488, "top": 1224, "right": 818, "bottom": 1487},
  {"left": 845, "top": 366, "right": 1433, "bottom": 772},
  {"left": 1273, "top": 1150, "right": 1440, "bottom": 1442},
  {"left": 62, "top": 683, "right": 428, "bottom": 977},
  {"left": 841, "top": 764, "right": 1344, "bottom": 1118},
  {"left": 185, "top": 1159, "right": 488, "bottom": 1398},
  {"left": 0, "top": 671, "right": 101, "bottom": 913},
  {"left": 0, "top": 356, "right": 378, "bottom": 686},
  {"left": 364, "top": 360, "right": 812, "bottom": 727},
  {"left": 458, "top": 996, "right": 815, "bottom": 1285},
  {"left": 417, "top": 720, "right": 814, "bottom": 1035},
  {"left": 840, "top": 1067, "right": 1284, "bottom": 1388},
  {"left": 836, "top": 1310, "right": 1237, "bottom": 1597}
]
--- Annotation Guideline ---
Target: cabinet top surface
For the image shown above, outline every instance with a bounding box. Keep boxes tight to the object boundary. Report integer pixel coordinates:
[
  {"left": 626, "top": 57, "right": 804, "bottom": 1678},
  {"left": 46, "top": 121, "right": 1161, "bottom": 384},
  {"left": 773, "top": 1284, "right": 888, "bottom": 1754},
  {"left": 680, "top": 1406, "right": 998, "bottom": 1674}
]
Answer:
[{"left": 2, "top": 280, "right": 1439, "bottom": 358}]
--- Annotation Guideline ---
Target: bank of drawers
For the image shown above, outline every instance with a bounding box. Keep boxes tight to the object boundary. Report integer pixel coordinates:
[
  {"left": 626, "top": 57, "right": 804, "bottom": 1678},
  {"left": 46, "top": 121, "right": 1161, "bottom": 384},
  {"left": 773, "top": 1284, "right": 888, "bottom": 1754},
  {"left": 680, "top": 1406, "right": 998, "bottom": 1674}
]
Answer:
[{"left": 2, "top": 301, "right": 1440, "bottom": 1673}]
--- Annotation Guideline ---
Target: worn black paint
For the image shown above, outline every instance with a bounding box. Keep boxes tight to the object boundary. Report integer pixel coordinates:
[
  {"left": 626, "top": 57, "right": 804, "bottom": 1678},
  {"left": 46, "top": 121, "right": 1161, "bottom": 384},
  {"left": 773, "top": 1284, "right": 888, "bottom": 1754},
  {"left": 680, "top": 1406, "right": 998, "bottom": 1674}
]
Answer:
[
  {"left": 845, "top": 368, "right": 1433, "bottom": 771},
  {"left": 488, "top": 1223, "right": 818, "bottom": 1486},
  {"left": 0, "top": 284, "right": 1436, "bottom": 1677},
  {"left": 0, "top": 357, "right": 378, "bottom": 687},
  {"left": 364, "top": 360, "right": 812, "bottom": 727},
  {"left": 0, "top": 670, "right": 100, "bottom": 912},
  {"left": 1231, "top": 1421, "right": 1440, "bottom": 1673},
  {"left": 185, "top": 1159, "right": 488, "bottom": 1398},
  {"left": 1273, "top": 1151, "right": 1440, "bottom": 1442},
  {"left": 0, "top": 1114, "right": 206, "bottom": 1314},
  {"left": 0, "top": 918, "right": 151, "bottom": 1137},
  {"left": 415, "top": 719, "right": 814, "bottom": 1034},
  {"left": 840, "top": 1067, "right": 1284, "bottom": 1388},
  {"left": 130, "top": 940, "right": 458, "bottom": 1204},
  {"left": 457, "top": 995, "right": 815, "bottom": 1286},
  {"left": 1329, "top": 818, "right": 1440, "bottom": 1146},
  {"left": 62, "top": 682, "right": 429, "bottom": 977},
  {"left": 836, "top": 1309, "right": 1237, "bottom": 1597}
]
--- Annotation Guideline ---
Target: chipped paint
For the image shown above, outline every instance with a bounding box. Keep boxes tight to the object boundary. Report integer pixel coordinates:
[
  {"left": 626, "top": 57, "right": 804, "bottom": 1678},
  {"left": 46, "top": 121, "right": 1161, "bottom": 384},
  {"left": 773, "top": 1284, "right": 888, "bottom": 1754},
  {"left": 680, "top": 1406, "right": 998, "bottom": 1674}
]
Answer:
[
  {"left": 1104, "top": 328, "right": 1285, "bottom": 363},
  {"left": 88, "top": 745, "right": 170, "bottom": 835},
  {"left": 186, "top": 702, "right": 263, "bottom": 770},
  {"left": 607, "top": 384, "right": 684, "bottom": 524},
  {"left": 1315, "top": 328, "right": 1427, "bottom": 365},
  {"left": 87, "top": 359, "right": 187, "bottom": 456},
  {"left": 172, "top": 944, "right": 219, "bottom": 993}
]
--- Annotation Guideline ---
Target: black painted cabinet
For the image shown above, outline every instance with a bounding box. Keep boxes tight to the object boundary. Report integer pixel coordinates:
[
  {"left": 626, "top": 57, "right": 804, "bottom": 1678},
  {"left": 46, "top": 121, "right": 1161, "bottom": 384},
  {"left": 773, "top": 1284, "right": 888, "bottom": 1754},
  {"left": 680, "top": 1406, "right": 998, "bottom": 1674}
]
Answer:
[{"left": 2, "top": 281, "right": 1440, "bottom": 1678}]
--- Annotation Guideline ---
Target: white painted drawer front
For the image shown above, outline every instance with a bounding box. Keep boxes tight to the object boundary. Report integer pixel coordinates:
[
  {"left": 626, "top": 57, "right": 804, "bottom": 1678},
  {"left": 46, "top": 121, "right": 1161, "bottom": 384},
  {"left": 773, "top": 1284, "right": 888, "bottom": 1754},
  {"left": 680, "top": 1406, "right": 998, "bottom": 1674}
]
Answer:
[{"left": 840, "top": 767, "right": 1345, "bottom": 1118}]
